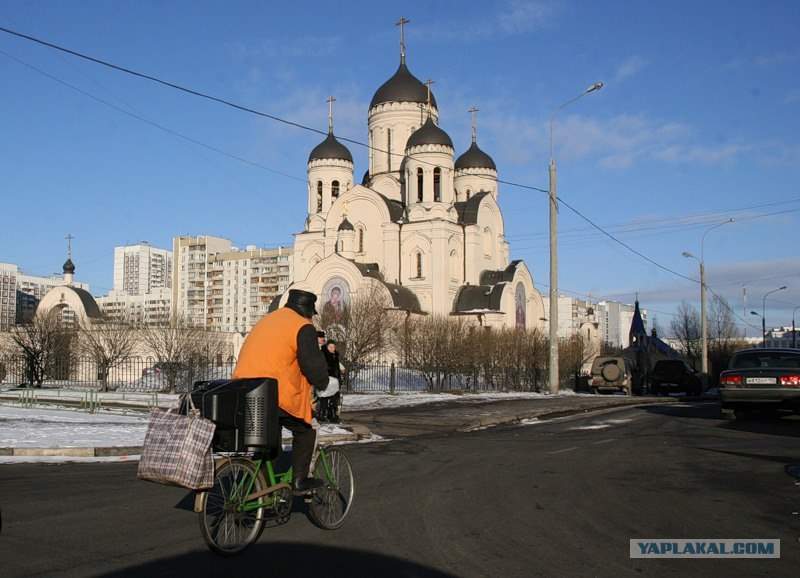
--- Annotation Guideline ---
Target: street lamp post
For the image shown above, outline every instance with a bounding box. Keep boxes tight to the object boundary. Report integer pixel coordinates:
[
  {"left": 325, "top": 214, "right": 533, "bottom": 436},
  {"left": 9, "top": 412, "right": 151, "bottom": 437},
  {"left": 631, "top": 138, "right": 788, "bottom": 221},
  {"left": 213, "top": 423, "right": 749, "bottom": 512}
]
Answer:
[
  {"left": 548, "top": 81, "right": 603, "bottom": 394},
  {"left": 792, "top": 305, "right": 800, "bottom": 349},
  {"left": 762, "top": 286, "right": 788, "bottom": 347},
  {"left": 681, "top": 218, "right": 733, "bottom": 388}
]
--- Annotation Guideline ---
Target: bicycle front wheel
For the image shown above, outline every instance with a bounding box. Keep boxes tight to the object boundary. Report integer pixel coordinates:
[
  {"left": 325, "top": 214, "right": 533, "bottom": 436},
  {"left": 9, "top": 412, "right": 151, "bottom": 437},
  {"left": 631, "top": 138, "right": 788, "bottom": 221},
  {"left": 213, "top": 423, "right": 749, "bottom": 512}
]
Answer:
[
  {"left": 308, "top": 448, "right": 355, "bottom": 529},
  {"left": 199, "top": 457, "right": 266, "bottom": 556}
]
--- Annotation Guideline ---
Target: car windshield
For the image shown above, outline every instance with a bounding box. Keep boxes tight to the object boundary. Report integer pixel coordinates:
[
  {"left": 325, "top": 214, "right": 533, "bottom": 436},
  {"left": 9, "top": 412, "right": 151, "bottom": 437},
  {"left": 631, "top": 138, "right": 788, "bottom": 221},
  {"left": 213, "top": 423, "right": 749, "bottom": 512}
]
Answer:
[{"left": 731, "top": 351, "right": 800, "bottom": 369}]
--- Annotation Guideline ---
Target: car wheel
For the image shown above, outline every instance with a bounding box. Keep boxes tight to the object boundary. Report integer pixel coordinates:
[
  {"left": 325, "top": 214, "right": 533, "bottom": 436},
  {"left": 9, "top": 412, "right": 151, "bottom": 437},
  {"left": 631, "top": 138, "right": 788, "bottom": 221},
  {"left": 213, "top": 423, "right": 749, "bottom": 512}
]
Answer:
[
  {"left": 591, "top": 387, "right": 599, "bottom": 395},
  {"left": 734, "top": 408, "right": 752, "bottom": 421}
]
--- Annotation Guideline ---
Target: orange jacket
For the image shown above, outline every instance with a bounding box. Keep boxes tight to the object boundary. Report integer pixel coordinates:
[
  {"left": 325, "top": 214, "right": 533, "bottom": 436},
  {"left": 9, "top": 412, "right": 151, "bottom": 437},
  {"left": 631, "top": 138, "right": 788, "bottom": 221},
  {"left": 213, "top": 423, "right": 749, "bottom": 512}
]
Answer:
[{"left": 233, "top": 307, "right": 316, "bottom": 424}]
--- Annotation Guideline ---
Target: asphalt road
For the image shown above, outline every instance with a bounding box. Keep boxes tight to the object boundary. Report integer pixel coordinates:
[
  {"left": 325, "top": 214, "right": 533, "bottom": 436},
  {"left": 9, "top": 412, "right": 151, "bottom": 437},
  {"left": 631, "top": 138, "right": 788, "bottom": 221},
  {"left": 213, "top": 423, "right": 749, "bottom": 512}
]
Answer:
[{"left": 0, "top": 402, "right": 798, "bottom": 577}]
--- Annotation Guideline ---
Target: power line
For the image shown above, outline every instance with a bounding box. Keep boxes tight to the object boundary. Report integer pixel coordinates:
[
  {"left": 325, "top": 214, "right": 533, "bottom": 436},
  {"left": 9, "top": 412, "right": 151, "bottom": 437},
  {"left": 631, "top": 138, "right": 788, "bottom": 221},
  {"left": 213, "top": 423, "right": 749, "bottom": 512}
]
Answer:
[{"left": 0, "top": 48, "right": 307, "bottom": 183}]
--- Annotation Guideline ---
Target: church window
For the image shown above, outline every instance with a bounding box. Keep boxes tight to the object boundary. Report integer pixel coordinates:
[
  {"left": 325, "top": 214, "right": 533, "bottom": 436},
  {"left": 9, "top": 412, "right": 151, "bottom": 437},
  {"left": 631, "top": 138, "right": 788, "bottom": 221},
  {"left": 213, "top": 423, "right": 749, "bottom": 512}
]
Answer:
[
  {"left": 387, "top": 128, "right": 392, "bottom": 171},
  {"left": 357, "top": 227, "right": 365, "bottom": 254},
  {"left": 466, "top": 189, "right": 471, "bottom": 201},
  {"left": 417, "top": 168, "right": 424, "bottom": 202},
  {"left": 433, "top": 168, "right": 441, "bottom": 202},
  {"left": 415, "top": 252, "right": 423, "bottom": 278},
  {"left": 316, "top": 181, "right": 323, "bottom": 212},
  {"left": 483, "top": 227, "right": 492, "bottom": 257},
  {"left": 449, "top": 249, "right": 459, "bottom": 280},
  {"left": 332, "top": 180, "right": 340, "bottom": 200}
]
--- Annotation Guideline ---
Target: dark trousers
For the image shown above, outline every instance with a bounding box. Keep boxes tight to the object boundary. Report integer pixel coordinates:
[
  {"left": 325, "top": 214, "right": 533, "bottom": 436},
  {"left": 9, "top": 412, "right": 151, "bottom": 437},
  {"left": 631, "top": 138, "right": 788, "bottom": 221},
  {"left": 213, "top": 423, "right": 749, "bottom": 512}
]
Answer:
[
  {"left": 318, "top": 393, "right": 340, "bottom": 422},
  {"left": 279, "top": 410, "right": 316, "bottom": 481}
]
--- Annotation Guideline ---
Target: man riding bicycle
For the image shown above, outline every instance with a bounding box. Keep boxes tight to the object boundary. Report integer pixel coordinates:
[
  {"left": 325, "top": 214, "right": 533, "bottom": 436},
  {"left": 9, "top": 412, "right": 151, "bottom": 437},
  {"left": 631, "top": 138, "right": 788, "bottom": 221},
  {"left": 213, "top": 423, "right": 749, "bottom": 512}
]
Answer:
[{"left": 232, "top": 289, "right": 329, "bottom": 493}]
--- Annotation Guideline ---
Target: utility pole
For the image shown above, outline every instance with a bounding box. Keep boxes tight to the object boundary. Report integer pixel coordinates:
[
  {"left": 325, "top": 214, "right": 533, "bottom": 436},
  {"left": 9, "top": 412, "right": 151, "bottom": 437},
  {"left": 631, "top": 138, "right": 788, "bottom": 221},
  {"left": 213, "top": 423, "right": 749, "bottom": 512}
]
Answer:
[
  {"left": 793, "top": 306, "right": 799, "bottom": 349},
  {"left": 548, "top": 82, "right": 603, "bottom": 394},
  {"left": 548, "top": 157, "right": 558, "bottom": 394}
]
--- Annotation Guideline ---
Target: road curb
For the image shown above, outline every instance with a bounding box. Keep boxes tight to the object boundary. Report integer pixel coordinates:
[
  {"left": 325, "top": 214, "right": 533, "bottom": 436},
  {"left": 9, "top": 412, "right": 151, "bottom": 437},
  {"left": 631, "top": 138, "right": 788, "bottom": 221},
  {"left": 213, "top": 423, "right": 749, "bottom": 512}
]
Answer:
[{"left": 0, "top": 432, "right": 366, "bottom": 459}]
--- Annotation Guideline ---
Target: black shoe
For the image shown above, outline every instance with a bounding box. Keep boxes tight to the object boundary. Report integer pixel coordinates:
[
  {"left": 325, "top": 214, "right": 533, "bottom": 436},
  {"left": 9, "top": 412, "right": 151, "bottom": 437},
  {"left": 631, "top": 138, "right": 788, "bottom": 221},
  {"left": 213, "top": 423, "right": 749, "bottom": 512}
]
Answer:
[{"left": 293, "top": 477, "right": 324, "bottom": 494}]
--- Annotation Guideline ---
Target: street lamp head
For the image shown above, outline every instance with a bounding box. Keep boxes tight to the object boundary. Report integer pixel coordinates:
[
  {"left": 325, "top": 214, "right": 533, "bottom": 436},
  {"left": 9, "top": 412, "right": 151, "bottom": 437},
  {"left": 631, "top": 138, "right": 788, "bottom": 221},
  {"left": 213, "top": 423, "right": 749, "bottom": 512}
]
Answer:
[
  {"left": 779, "top": 285, "right": 788, "bottom": 290},
  {"left": 585, "top": 82, "right": 604, "bottom": 94},
  {"left": 681, "top": 251, "right": 694, "bottom": 259},
  {"left": 750, "top": 311, "right": 761, "bottom": 317}
]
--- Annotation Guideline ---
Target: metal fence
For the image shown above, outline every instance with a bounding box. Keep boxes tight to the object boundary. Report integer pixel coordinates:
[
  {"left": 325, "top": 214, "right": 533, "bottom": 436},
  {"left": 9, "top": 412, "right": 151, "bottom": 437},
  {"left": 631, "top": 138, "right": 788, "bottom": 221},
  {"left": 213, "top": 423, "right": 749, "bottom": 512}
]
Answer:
[
  {"left": 0, "top": 356, "right": 236, "bottom": 392},
  {"left": 0, "top": 356, "right": 548, "bottom": 394}
]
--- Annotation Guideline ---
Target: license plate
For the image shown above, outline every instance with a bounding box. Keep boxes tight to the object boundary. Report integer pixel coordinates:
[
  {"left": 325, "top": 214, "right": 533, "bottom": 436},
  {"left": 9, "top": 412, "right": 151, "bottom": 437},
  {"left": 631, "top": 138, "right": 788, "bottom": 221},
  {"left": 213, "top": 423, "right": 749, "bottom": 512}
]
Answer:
[{"left": 746, "top": 377, "right": 776, "bottom": 385}]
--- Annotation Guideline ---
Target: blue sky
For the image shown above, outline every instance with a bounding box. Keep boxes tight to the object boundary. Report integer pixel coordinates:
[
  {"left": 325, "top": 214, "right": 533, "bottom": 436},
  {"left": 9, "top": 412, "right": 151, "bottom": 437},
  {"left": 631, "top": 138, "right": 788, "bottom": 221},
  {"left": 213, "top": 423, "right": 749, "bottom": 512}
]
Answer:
[{"left": 1, "top": 0, "right": 799, "bottom": 335}]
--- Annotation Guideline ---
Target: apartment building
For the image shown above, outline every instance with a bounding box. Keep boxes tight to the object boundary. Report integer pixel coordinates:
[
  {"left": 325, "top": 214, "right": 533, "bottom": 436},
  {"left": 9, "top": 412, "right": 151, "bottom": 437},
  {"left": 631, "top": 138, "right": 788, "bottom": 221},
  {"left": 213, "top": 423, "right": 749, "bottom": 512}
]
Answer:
[
  {"left": 541, "top": 296, "right": 645, "bottom": 349},
  {"left": 205, "top": 245, "right": 293, "bottom": 333},
  {"left": 0, "top": 263, "right": 18, "bottom": 331},
  {"left": 596, "top": 300, "right": 644, "bottom": 349},
  {"left": 113, "top": 243, "right": 172, "bottom": 296},
  {"left": 96, "top": 287, "right": 172, "bottom": 325},
  {"left": 172, "top": 236, "right": 233, "bottom": 327}
]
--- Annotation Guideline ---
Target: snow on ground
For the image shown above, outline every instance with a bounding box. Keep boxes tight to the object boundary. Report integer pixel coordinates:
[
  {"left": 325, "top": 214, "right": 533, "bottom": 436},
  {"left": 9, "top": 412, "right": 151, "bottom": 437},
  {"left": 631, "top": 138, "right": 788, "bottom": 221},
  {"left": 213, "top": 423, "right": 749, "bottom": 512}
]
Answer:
[
  {"left": 0, "top": 405, "right": 357, "bottom": 451},
  {"left": 0, "top": 405, "right": 149, "bottom": 448},
  {"left": 341, "top": 390, "right": 584, "bottom": 411},
  {"left": 0, "top": 455, "right": 142, "bottom": 464}
]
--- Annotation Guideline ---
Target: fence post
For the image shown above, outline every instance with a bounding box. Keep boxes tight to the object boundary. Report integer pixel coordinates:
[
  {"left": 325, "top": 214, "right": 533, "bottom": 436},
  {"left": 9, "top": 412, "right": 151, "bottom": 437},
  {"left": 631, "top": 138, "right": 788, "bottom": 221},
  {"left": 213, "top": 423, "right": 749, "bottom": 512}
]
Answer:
[{"left": 389, "top": 362, "right": 396, "bottom": 394}]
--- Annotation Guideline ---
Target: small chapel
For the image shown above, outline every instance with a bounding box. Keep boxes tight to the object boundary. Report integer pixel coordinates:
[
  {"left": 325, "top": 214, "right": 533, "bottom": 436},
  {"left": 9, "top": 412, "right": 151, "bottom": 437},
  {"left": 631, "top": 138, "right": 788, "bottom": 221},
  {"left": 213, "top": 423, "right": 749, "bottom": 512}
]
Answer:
[{"left": 276, "top": 23, "right": 545, "bottom": 331}]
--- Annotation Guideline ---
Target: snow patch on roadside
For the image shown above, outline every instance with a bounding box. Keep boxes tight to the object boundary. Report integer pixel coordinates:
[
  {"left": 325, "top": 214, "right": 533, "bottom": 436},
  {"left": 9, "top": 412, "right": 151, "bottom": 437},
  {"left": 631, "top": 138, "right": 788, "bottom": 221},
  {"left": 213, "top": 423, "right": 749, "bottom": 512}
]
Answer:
[
  {"left": 570, "top": 424, "right": 611, "bottom": 430},
  {"left": 0, "top": 454, "right": 141, "bottom": 464},
  {"left": 343, "top": 391, "right": 586, "bottom": 411}
]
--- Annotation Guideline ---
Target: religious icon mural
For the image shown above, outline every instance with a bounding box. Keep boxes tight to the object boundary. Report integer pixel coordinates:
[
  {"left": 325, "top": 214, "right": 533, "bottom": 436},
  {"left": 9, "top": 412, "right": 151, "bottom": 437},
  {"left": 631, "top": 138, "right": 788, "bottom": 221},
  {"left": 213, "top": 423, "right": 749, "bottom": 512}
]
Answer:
[
  {"left": 515, "top": 283, "right": 526, "bottom": 329},
  {"left": 321, "top": 277, "right": 350, "bottom": 324}
]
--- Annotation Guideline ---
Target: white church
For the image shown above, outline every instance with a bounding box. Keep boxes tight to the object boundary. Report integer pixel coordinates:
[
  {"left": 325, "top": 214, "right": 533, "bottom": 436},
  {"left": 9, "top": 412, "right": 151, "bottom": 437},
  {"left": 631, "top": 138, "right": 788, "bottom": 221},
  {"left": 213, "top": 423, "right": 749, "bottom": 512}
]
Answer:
[{"left": 276, "top": 31, "right": 545, "bottom": 331}]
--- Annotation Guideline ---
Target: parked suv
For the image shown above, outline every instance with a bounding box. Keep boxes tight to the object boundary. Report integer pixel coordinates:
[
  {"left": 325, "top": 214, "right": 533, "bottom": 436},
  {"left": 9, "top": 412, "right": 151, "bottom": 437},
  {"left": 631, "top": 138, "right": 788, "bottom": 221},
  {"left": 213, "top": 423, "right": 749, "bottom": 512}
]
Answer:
[
  {"left": 650, "top": 359, "right": 701, "bottom": 396},
  {"left": 589, "top": 356, "right": 632, "bottom": 395},
  {"left": 719, "top": 348, "right": 800, "bottom": 419}
]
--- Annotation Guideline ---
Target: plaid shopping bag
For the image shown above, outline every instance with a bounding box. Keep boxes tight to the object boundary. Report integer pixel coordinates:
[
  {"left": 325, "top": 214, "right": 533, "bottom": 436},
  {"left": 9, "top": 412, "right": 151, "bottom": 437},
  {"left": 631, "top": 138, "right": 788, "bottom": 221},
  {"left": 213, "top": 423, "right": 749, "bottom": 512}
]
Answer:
[{"left": 137, "top": 396, "right": 216, "bottom": 490}]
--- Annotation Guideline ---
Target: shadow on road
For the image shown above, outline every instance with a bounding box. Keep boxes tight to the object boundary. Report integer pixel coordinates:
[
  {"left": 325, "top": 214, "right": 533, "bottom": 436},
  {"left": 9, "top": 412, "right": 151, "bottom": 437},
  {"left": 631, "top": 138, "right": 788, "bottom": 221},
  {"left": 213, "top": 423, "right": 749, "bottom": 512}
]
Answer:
[
  {"left": 641, "top": 402, "right": 800, "bottom": 438},
  {"left": 96, "top": 542, "right": 457, "bottom": 578}
]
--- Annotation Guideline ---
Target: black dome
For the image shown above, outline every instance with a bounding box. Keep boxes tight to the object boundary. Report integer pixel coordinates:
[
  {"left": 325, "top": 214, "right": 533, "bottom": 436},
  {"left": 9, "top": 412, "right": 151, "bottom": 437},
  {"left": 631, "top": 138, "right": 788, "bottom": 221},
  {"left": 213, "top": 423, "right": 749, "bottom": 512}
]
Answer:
[
  {"left": 455, "top": 142, "right": 496, "bottom": 171},
  {"left": 370, "top": 61, "right": 437, "bottom": 109},
  {"left": 62, "top": 258, "right": 75, "bottom": 274},
  {"left": 406, "top": 117, "right": 453, "bottom": 150},
  {"left": 308, "top": 133, "right": 353, "bottom": 163},
  {"left": 338, "top": 217, "right": 354, "bottom": 231}
]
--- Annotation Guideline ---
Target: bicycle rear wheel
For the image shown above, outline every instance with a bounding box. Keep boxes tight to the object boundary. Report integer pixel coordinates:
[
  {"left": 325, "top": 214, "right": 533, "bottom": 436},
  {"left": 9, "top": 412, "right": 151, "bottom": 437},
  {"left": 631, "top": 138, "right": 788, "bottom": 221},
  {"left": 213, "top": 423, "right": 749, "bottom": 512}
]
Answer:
[
  {"left": 308, "top": 448, "right": 355, "bottom": 529},
  {"left": 199, "top": 457, "right": 266, "bottom": 556}
]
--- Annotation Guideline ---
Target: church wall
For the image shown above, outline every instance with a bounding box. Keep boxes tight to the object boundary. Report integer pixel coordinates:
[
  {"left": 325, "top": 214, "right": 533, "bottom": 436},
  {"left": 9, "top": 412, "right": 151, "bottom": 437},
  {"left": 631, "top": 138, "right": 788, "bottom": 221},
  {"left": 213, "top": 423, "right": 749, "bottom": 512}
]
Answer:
[
  {"left": 368, "top": 102, "right": 437, "bottom": 177},
  {"left": 454, "top": 170, "right": 498, "bottom": 201}
]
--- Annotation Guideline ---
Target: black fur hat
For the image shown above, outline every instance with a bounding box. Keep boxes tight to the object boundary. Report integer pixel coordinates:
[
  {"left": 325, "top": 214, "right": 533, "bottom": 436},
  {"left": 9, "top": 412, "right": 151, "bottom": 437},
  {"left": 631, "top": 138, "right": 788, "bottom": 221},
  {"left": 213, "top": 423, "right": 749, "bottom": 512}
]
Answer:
[{"left": 285, "top": 289, "right": 318, "bottom": 318}]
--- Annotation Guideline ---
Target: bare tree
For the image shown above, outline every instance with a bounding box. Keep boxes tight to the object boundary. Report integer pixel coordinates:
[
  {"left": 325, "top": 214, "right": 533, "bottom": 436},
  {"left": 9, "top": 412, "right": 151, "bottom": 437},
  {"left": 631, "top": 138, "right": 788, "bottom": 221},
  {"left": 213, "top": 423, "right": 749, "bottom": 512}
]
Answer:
[
  {"left": 318, "top": 283, "right": 398, "bottom": 388},
  {"left": 559, "top": 331, "right": 599, "bottom": 389},
  {"left": 670, "top": 301, "right": 701, "bottom": 369},
  {"left": 77, "top": 315, "right": 138, "bottom": 392},
  {"left": 9, "top": 309, "right": 73, "bottom": 386},
  {"left": 139, "top": 317, "right": 208, "bottom": 392},
  {"left": 707, "top": 295, "right": 746, "bottom": 385},
  {"left": 405, "top": 315, "right": 467, "bottom": 392}
]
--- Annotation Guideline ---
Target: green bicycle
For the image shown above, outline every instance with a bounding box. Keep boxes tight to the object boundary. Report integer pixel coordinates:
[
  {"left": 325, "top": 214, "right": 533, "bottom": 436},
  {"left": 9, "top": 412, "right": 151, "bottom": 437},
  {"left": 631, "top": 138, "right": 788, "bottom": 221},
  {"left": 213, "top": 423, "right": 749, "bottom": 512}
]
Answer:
[{"left": 195, "top": 436, "right": 355, "bottom": 556}]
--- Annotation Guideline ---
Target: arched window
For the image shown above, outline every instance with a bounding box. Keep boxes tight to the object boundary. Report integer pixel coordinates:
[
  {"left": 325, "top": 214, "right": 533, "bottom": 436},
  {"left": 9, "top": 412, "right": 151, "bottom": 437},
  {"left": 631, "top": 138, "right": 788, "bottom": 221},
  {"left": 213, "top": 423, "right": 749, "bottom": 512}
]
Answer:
[
  {"left": 466, "top": 189, "right": 471, "bottom": 201},
  {"left": 387, "top": 128, "right": 392, "bottom": 171},
  {"left": 449, "top": 249, "right": 459, "bottom": 280},
  {"left": 483, "top": 227, "right": 492, "bottom": 257},
  {"left": 332, "top": 180, "right": 340, "bottom": 200},
  {"left": 417, "top": 168, "right": 424, "bottom": 202},
  {"left": 416, "top": 252, "right": 423, "bottom": 278},
  {"left": 433, "top": 168, "right": 441, "bottom": 202},
  {"left": 316, "top": 181, "right": 323, "bottom": 212},
  {"left": 357, "top": 227, "right": 364, "bottom": 254}
]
